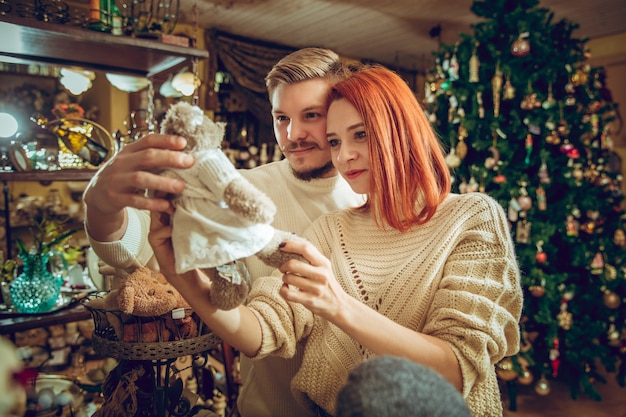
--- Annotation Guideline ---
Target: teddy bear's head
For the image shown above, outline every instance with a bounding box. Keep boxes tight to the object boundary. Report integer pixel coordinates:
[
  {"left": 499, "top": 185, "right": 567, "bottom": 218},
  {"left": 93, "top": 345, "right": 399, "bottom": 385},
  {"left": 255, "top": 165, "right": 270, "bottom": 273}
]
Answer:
[
  {"left": 117, "top": 267, "right": 189, "bottom": 317},
  {"left": 160, "top": 101, "right": 225, "bottom": 151}
]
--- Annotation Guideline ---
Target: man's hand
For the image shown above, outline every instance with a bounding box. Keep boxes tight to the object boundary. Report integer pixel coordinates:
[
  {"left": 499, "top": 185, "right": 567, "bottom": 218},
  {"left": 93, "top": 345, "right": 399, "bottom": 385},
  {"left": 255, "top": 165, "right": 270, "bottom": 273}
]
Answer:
[{"left": 83, "top": 134, "right": 194, "bottom": 241}]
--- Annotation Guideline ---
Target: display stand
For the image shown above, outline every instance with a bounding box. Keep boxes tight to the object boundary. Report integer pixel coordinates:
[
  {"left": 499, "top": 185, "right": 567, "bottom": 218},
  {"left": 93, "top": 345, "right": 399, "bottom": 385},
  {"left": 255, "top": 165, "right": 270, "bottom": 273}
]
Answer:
[{"left": 84, "top": 296, "right": 222, "bottom": 416}]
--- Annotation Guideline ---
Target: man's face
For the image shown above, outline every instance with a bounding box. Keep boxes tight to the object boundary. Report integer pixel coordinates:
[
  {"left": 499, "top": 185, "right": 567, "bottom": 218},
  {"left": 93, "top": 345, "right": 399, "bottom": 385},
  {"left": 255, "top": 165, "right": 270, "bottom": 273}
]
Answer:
[{"left": 270, "top": 78, "right": 335, "bottom": 180}]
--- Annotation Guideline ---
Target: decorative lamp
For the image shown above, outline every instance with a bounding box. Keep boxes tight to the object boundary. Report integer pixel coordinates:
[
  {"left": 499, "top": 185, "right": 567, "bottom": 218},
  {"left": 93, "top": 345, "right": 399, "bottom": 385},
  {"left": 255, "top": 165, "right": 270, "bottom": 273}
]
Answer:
[
  {"left": 0, "top": 113, "right": 18, "bottom": 138},
  {"left": 171, "top": 69, "right": 200, "bottom": 96},
  {"left": 105, "top": 73, "right": 151, "bottom": 92},
  {"left": 60, "top": 68, "right": 95, "bottom": 95},
  {"left": 159, "top": 75, "right": 183, "bottom": 98}
]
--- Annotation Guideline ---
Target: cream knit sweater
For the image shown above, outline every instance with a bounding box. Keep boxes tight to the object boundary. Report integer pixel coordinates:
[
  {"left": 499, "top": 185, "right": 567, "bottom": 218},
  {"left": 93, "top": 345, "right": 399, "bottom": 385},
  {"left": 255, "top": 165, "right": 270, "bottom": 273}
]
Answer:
[
  {"left": 246, "top": 192, "right": 523, "bottom": 417},
  {"left": 87, "top": 158, "right": 364, "bottom": 417}
]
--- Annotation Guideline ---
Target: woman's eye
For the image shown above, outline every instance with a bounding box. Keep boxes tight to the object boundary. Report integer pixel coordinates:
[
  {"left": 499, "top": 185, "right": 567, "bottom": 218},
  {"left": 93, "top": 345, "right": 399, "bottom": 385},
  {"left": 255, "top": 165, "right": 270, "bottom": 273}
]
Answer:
[
  {"left": 275, "top": 115, "right": 289, "bottom": 122},
  {"left": 305, "top": 112, "right": 320, "bottom": 120},
  {"left": 328, "top": 139, "right": 340, "bottom": 147},
  {"left": 355, "top": 130, "right": 367, "bottom": 139}
]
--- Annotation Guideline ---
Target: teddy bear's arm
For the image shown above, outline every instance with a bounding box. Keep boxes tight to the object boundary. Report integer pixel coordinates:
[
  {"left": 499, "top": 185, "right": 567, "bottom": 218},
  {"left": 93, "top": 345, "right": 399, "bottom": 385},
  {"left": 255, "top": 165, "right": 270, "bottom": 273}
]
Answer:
[{"left": 223, "top": 176, "right": 277, "bottom": 225}]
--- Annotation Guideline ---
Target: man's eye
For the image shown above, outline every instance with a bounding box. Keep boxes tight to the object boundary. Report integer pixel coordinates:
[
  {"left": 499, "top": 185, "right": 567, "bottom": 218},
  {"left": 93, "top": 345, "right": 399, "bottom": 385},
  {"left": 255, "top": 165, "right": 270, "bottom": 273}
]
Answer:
[{"left": 305, "top": 112, "right": 320, "bottom": 119}]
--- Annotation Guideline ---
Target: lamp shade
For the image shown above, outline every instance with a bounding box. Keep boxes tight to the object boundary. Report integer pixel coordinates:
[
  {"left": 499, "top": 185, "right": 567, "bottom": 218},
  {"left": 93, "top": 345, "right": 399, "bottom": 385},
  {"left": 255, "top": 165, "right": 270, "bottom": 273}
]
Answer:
[
  {"left": 0, "top": 113, "right": 18, "bottom": 138},
  {"left": 60, "top": 68, "right": 95, "bottom": 95},
  {"left": 159, "top": 77, "right": 183, "bottom": 98},
  {"left": 172, "top": 71, "right": 200, "bottom": 96},
  {"left": 105, "top": 73, "right": 151, "bottom": 92}
]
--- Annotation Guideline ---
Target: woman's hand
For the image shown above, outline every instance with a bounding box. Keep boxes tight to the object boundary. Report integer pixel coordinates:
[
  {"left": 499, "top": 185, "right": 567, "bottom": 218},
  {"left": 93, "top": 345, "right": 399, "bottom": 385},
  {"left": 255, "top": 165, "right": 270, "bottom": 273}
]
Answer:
[{"left": 277, "top": 240, "right": 349, "bottom": 322}]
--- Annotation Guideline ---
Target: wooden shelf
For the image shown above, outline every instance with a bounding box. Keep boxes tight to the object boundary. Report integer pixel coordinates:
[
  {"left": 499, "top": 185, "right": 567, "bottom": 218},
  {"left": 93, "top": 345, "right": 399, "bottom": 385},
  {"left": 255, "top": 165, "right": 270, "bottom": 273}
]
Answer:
[
  {"left": 0, "top": 302, "right": 91, "bottom": 335},
  {"left": 0, "top": 14, "right": 208, "bottom": 77},
  {"left": 0, "top": 169, "right": 96, "bottom": 182}
]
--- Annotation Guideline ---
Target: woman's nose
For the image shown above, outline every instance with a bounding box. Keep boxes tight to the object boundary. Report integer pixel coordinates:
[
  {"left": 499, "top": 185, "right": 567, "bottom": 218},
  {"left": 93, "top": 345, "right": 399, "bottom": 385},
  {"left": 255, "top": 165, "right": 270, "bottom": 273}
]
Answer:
[{"left": 337, "top": 146, "right": 356, "bottom": 162}]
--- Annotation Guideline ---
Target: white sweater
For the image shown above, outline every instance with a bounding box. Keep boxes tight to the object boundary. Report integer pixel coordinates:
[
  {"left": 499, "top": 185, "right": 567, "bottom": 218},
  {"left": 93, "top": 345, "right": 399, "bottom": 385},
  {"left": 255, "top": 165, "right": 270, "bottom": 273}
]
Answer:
[
  {"left": 246, "top": 192, "right": 523, "bottom": 417},
  {"left": 87, "top": 158, "right": 364, "bottom": 417}
]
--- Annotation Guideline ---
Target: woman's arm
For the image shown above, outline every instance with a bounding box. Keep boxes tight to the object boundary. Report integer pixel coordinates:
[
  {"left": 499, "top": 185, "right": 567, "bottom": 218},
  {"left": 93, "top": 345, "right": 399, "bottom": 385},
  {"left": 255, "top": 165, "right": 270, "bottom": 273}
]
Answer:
[
  {"left": 148, "top": 209, "right": 263, "bottom": 356},
  {"left": 277, "top": 240, "right": 463, "bottom": 390}
]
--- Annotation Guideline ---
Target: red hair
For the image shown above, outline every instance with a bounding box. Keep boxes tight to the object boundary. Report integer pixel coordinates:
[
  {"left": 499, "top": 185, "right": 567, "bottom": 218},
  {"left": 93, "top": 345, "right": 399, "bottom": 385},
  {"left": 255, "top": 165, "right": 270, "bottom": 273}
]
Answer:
[{"left": 329, "top": 65, "right": 450, "bottom": 231}]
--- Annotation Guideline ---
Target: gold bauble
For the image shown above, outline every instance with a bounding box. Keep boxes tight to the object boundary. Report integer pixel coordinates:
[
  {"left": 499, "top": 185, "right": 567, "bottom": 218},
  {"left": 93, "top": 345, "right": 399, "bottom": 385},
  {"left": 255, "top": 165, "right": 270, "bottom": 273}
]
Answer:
[
  {"left": 518, "top": 369, "right": 534, "bottom": 385},
  {"left": 495, "top": 357, "right": 518, "bottom": 381},
  {"left": 535, "top": 375, "right": 551, "bottom": 396},
  {"left": 603, "top": 290, "right": 622, "bottom": 309}
]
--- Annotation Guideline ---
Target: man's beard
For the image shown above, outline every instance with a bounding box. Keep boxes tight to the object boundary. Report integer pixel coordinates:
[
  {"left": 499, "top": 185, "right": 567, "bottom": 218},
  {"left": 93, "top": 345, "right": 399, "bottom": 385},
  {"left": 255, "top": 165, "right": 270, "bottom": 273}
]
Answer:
[{"left": 291, "top": 160, "right": 335, "bottom": 182}]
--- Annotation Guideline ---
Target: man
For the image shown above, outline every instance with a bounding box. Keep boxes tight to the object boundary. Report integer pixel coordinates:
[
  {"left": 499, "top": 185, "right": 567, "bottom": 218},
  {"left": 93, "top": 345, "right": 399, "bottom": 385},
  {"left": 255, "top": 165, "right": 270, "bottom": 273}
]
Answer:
[{"left": 83, "top": 48, "right": 363, "bottom": 417}]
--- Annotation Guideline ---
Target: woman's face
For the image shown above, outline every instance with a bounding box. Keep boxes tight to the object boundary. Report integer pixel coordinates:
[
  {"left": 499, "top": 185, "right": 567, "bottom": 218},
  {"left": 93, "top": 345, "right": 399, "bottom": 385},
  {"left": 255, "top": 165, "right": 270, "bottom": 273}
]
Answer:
[{"left": 326, "top": 98, "right": 370, "bottom": 194}]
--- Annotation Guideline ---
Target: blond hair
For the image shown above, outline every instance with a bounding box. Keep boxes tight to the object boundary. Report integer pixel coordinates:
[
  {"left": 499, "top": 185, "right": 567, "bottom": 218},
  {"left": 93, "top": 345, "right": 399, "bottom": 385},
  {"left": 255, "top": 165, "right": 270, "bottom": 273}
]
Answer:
[{"left": 265, "top": 48, "right": 341, "bottom": 102}]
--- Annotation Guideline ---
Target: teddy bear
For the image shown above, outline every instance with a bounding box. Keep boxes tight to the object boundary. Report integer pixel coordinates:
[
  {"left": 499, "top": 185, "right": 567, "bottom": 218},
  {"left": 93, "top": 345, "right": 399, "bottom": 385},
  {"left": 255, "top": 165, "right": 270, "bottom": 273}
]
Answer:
[
  {"left": 159, "top": 101, "right": 308, "bottom": 310},
  {"left": 85, "top": 267, "right": 199, "bottom": 342}
]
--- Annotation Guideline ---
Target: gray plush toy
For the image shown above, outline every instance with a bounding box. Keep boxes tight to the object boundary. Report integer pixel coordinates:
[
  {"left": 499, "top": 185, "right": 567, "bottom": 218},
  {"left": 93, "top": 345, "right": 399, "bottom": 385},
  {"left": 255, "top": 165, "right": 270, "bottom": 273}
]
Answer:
[
  {"left": 335, "top": 355, "right": 473, "bottom": 417},
  {"left": 159, "top": 102, "right": 307, "bottom": 310}
]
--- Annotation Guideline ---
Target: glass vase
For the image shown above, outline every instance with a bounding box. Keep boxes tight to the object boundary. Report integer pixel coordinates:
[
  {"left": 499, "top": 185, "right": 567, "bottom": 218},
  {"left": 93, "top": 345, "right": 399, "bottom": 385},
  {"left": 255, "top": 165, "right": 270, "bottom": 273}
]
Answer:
[{"left": 10, "top": 252, "right": 62, "bottom": 314}]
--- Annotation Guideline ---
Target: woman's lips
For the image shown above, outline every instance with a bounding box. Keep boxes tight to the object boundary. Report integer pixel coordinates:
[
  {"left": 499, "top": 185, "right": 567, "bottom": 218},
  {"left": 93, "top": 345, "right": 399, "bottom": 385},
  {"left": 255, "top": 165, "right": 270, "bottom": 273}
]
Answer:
[{"left": 345, "top": 169, "right": 365, "bottom": 179}]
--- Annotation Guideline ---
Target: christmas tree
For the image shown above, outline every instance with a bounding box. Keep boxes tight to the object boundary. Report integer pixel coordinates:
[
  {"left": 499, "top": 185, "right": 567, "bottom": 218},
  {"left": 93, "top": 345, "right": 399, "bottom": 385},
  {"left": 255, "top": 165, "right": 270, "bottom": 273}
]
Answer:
[{"left": 424, "top": 0, "right": 624, "bottom": 405}]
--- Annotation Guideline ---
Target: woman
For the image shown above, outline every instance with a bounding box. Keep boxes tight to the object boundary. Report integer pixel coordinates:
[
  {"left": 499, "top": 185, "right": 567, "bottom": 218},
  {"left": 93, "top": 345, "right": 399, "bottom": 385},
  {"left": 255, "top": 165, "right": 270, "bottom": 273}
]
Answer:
[{"left": 149, "top": 65, "right": 522, "bottom": 417}]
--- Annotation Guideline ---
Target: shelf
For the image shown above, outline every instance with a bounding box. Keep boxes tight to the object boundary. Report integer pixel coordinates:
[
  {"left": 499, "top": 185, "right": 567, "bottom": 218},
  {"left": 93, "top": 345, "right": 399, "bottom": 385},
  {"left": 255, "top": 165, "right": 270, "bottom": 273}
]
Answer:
[
  {"left": 0, "top": 14, "right": 208, "bottom": 77},
  {"left": 0, "top": 302, "right": 91, "bottom": 335},
  {"left": 0, "top": 169, "right": 96, "bottom": 182}
]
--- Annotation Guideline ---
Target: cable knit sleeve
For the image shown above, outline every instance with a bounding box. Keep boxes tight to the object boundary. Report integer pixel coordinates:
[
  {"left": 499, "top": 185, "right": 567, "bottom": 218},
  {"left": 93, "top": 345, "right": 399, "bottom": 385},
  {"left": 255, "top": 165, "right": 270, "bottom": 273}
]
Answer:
[
  {"left": 422, "top": 193, "right": 522, "bottom": 405},
  {"left": 86, "top": 207, "right": 158, "bottom": 274},
  {"left": 246, "top": 272, "right": 315, "bottom": 360}
]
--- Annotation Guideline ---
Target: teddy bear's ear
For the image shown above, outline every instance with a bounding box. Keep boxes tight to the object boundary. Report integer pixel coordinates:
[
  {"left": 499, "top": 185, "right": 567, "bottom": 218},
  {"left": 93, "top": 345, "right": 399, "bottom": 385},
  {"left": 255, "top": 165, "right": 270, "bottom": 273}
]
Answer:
[{"left": 117, "top": 286, "right": 135, "bottom": 315}]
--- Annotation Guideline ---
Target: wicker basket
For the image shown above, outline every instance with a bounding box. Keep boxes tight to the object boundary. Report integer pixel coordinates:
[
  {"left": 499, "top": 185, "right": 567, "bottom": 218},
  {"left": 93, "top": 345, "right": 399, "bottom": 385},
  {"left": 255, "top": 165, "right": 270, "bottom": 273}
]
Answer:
[{"left": 82, "top": 292, "right": 221, "bottom": 361}]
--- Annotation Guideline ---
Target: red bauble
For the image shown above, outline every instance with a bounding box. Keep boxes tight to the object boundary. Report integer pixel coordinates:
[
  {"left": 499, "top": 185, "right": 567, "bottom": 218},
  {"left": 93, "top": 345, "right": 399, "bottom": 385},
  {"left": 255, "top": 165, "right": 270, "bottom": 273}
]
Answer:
[{"left": 511, "top": 38, "right": 530, "bottom": 57}]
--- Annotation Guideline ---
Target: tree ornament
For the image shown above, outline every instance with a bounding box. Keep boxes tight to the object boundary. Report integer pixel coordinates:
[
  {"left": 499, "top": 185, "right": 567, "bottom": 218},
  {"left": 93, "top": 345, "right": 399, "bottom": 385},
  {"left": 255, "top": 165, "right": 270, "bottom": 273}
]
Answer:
[
  {"left": 508, "top": 197, "right": 521, "bottom": 222},
  {"left": 495, "top": 357, "right": 518, "bottom": 381},
  {"left": 538, "top": 159, "right": 551, "bottom": 184},
  {"left": 518, "top": 368, "right": 534, "bottom": 385},
  {"left": 545, "top": 130, "right": 561, "bottom": 145},
  {"left": 516, "top": 212, "right": 531, "bottom": 244},
  {"left": 607, "top": 323, "right": 621, "bottom": 347},
  {"left": 503, "top": 74, "right": 515, "bottom": 100},
  {"left": 604, "top": 264, "right": 617, "bottom": 282},
  {"left": 542, "top": 82, "right": 556, "bottom": 109},
  {"left": 524, "top": 134, "right": 533, "bottom": 165},
  {"left": 448, "top": 49, "right": 459, "bottom": 81},
  {"left": 469, "top": 43, "right": 479, "bottom": 83},
  {"left": 491, "top": 62, "right": 503, "bottom": 117},
  {"left": 613, "top": 229, "right": 625, "bottom": 247},
  {"left": 571, "top": 67, "right": 589, "bottom": 87},
  {"left": 467, "top": 176, "right": 479, "bottom": 193},
  {"left": 590, "top": 252, "right": 604, "bottom": 274},
  {"left": 476, "top": 91, "right": 485, "bottom": 119},
  {"left": 535, "top": 375, "right": 551, "bottom": 396},
  {"left": 557, "top": 296, "right": 573, "bottom": 330},
  {"left": 484, "top": 146, "right": 500, "bottom": 170},
  {"left": 549, "top": 338, "right": 560, "bottom": 377},
  {"left": 511, "top": 32, "right": 531, "bottom": 57},
  {"left": 456, "top": 126, "right": 468, "bottom": 159},
  {"left": 535, "top": 240, "right": 547, "bottom": 263},
  {"left": 603, "top": 290, "right": 621, "bottom": 309},
  {"left": 536, "top": 186, "right": 547, "bottom": 211},
  {"left": 445, "top": 148, "right": 461, "bottom": 168},
  {"left": 565, "top": 214, "right": 579, "bottom": 237},
  {"left": 529, "top": 285, "right": 545, "bottom": 297}
]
